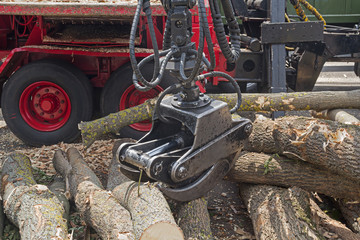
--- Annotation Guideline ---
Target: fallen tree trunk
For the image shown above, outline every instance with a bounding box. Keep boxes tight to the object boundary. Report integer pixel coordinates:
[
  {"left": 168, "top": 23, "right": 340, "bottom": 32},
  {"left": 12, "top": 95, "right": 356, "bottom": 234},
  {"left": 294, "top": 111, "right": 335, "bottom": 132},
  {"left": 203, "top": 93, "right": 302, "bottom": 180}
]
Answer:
[
  {"left": 79, "top": 89, "right": 360, "bottom": 147},
  {"left": 241, "top": 184, "right": 360, "bottom": 240},
  {"left": 311, "top": 109, "right": 360, "bottom": 124},
  {"left": 309, "top": 198, "right": 360, "bottom": 240},
  {"left": 48, "top": 177, "right": 71, "bottom": 221},
  {"left": 228, "top": 152, "right": 360, "bottom": 200},
  {"left": 107, "top": 139, "right": 137, "bottom": 191},
  {"left": 1, "top": 152, "right": 68, "bottom": 239},
  {"left": 108, "top": 142, "right": 184, "bottom": 240},
  {"left": 245, "top": 115, "right": 360, "bottom": 184},
  {"left": 172, "top": 198, "right": 213, "bottom": 240},
  {"left": 53, "top": 148, "right": 134, "bottom": 240},
  {"left": 112, "top": 182, "right": 184, "bottom": 240},
  {"left": 240, "top": 184, "right": 323, "bottom": 239},
  {"left": 337, "top": 200, "right": 360, "bottom": 233}
]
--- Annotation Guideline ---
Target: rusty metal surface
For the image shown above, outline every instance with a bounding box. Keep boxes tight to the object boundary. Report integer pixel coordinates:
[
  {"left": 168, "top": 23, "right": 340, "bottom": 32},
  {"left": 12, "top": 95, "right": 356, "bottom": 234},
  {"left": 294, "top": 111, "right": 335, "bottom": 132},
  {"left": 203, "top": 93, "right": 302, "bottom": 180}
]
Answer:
[{"left": 0, "top": 0, "right": 167, "bottom": 17}]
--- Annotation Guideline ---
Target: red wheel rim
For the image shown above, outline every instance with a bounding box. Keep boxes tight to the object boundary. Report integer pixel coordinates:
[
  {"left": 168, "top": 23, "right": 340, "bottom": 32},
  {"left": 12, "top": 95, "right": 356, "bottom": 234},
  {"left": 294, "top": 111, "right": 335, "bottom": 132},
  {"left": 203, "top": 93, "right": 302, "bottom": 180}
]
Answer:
[
  {"left": 119, "top": 85, "right": 163, "bottom": 132},
  {"left": 19, "top": 81, "right": 71, "bottom": 131}
]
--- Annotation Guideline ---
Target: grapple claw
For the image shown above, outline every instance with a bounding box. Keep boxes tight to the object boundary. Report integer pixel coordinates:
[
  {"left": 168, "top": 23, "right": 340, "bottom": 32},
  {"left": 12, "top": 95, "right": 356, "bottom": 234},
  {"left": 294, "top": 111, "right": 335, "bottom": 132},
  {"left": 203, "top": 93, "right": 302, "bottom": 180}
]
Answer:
[{"left": 159, "top": 159, "right": 231, "bottom": 202}]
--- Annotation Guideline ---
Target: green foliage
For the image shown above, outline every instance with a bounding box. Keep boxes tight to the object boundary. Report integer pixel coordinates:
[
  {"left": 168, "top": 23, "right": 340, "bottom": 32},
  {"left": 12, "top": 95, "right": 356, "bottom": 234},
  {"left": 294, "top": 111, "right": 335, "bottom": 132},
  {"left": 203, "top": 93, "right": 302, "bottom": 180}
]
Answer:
[
  {"left": 263, "top": 154, "right": 279, "bottom": 175},
  {"left": 68, "top": 212, "right": 86, "bottom": 239},
  {"left": 32, "top": 167, "right": 54, "bottom": 185},
  {"left": 2, "top": 219, "right": 19, "bottom": 240}
]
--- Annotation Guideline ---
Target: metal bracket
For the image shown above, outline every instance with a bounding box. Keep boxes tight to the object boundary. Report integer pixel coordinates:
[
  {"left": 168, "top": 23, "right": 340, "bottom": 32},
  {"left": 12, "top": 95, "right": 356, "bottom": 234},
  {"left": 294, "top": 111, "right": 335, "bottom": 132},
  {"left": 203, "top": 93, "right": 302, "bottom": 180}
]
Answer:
[{"left": 261, "top": 21, "right": 324, "bottom": 44}]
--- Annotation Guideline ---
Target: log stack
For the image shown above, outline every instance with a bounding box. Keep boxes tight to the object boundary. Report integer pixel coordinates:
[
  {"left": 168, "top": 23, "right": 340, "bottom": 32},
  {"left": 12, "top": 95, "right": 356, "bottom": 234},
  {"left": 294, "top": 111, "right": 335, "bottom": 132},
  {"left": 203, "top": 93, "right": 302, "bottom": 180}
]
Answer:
[
  {"left": 230, "top": 114, "right": 360, "bottom": 239},
  {"left": 1, "top": 90, "right": 360, "bottom": 239}
]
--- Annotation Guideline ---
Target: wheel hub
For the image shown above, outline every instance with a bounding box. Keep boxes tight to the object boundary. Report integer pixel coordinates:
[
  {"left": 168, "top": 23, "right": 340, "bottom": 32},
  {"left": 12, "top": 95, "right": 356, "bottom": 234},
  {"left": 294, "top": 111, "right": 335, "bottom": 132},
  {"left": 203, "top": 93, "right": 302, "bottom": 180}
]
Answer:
[
  {"left": 19, "top": 81, "right": 71, "bottom": 131},
  {"left": 119, "top": 85, "right": 163, "bottom": 132}
]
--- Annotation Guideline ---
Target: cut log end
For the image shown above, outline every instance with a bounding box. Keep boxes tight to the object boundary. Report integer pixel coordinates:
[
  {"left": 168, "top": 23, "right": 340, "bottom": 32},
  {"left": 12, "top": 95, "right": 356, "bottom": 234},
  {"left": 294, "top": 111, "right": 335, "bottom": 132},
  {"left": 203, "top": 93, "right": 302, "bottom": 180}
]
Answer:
[{"left": 140, "top": 222, "right": 184, "bottom": 240}]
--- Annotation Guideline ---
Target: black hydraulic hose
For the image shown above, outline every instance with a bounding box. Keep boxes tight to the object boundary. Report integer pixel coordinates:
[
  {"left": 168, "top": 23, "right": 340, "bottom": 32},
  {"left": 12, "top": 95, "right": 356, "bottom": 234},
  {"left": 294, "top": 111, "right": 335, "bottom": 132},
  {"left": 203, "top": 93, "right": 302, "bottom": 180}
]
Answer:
[
  {"left": 179, "top": 0, "right": 207, "bottom": 83},
  {"left": 144, "top": 1, "right": 161, "bottom": 80},
  {"left": 209, "top": 0, "right": 240, "bottom": 64},
  {"left": 162, "top": 14, "right": 172, "bottom": 50},
  {"left": 199, "top": 0, "right": 216, "bottom": 70},
  {"left": 179, "top": 50, "right": 211, "bottom": 80},
  {"left": 196, "top": 71, "right": 241, "bottom": 113},
  {"left": 129, "top": 0, "right": 150, "bottom": 90},
  {"left": 129, "top": 0, "right": 166, "bottom": 91},
  {"left": 155, "top": 83, "right": 182, "bottom": 123},
  {"left": 132, "top": 49, "right": 176, "bottom": 91},
  {"left": 132, "top": 49, "right": 172, "bottom": 91},
  {"left": 188, "top": 49, "right": 211, "bottom": 69},
  {"left": 137, "top": 49, "right": 171, "bottom": 69},
  {"left": 221, "top": 0, "right": 241, "bottom": 54}
]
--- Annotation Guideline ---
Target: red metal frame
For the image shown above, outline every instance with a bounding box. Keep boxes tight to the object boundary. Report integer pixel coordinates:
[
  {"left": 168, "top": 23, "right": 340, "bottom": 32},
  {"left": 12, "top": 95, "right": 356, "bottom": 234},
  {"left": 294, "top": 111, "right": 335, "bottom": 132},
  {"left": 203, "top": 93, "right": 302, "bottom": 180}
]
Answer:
[{"left": 0, "top": 3, "right": 166, "bottom": 17}]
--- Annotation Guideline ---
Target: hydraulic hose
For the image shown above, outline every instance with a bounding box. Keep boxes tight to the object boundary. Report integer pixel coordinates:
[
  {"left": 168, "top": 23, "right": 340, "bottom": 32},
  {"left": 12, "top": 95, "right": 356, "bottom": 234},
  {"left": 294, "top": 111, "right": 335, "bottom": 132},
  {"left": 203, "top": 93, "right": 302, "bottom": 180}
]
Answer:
[
  {"left": 199, "top": 1, "right": 216, "bottom": 70},
  {"left": 285, "top": 13, "right": 291, "bottom": 23},
  {"left": 144, "top": 1, "right": 161, "bottom": 80},
  {"left": 299, "top": 0, "right": 326, "bottom": 26},
  {"left": 209, "top": 0, "right": 241, "bottom": 64},
  {"left": 155, "top": 83, "right": 182, "bottom": 123},
  {"left": 129, "top": 0, "right": 152, "bottom": 91},
  {"left": 133, "top": 49, "right": 176, "bottom": 91},
  {"left": 130, "top": 0, "right": 175, "bottom": 91},
  {"left": 179, "top": 50, "right": 211, "bottom": 81},
  {"left": 162, "top": 14, "right": 172, "bottom": 50},
  {"left": 289, "top": 0, "right": 308, "bottom": 22},
  {"left": 177, "top": 0, "right": 207, "bottom": 83},
  {"left": 196, "top": 71, "right": 242, "bottom": 114}
]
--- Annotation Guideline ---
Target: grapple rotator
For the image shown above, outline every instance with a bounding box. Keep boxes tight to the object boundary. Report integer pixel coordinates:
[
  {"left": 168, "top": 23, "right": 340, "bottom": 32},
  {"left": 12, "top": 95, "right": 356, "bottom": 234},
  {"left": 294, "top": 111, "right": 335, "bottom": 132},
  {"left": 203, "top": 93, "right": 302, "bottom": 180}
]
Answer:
[{"left": 116, "top": 0, "right": 252, "bottom": 201}]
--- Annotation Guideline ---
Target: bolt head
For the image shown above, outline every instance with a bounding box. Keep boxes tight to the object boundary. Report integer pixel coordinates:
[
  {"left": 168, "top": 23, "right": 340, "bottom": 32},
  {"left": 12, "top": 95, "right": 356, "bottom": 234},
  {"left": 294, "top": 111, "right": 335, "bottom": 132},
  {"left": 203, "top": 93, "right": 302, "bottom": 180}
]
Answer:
[
  {"left": 177, "top": 166, "right": 188, "bottom": 179},
  {"left": 154, "top": 162, "right": 163, "bottom": 175},
  {"left": 244, "top": 124, "right": 253, "bottom": 135}
]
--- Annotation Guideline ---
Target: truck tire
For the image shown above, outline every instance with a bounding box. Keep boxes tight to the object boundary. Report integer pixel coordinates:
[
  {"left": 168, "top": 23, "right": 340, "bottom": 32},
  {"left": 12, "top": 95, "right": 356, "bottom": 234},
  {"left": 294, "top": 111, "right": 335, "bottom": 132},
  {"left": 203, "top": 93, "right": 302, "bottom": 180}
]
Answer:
[
  {"left": 100, "top": 62, "right": 175, "bottom": 140},
  {"left": 1, "top": 59, "right": 93, "bottom": 146}
]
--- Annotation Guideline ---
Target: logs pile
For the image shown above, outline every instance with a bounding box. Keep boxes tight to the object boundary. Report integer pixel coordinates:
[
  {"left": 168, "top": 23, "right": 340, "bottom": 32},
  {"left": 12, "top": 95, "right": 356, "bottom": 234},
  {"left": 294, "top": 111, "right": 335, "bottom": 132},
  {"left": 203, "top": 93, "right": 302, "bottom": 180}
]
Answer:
[
  {"left": 231, "top": 114, "right": 360, "bottom": 239},
  {"left": 0, "top": 143, "right": 209, "bottom": 239},
  {"left": 1, "top": 89, "right": 360, "bottom": 239}
]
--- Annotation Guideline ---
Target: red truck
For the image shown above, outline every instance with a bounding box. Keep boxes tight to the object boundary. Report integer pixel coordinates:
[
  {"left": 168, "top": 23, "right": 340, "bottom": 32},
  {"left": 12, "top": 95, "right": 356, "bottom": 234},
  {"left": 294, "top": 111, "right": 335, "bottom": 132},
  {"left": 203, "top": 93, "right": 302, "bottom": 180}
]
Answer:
[
  {"left": 0, "top": 0, "right": 230, "bottom": 146},
  {"left": 1, "top": 0, "right": 359, "bottom": 146}
]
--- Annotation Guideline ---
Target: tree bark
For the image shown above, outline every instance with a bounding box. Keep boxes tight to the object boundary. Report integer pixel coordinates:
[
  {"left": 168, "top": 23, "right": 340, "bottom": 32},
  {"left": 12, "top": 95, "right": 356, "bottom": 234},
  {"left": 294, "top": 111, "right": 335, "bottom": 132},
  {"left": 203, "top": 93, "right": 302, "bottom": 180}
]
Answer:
[
  {"left": 172, "top": 198, "right": 213, "bottom": 240},
  {"left": 240, "top": 184, "right": 322, "bottom": 240},
  {"left": 48, "top": 177, "right": 71, "bottom": 221},
  {"left": 240, "top": 184, "right": 360, "bottom": 240},
  {"left": 228, "top": 151, "right": 360, "bottom": 200},
  {"left": 112, "top": 182, "right": 184, "bottom": 240},
  {"left": 1, "top": 152, "right": 68, "bottom": 240},
  {"left": 245, "top": 115, "right": 360, "bottom": 184},
  {"left": 337, "top": 199, "right": 360, "bottom": 233},
  {"left": 311, "top": 109, "right": 360, "bottom": 124},
  {"left": 108, "top": 141, "right": 184, "bottom": 240},
  {"left": 52, "top": 149, "right": 72, "bottom": 199},
  {"left": 79, "top": 99, "right": 156, "bottom": 147},
  {"left": 309, "top": 198, "right": 360, "bottom": 240},
  {"left": 53, "top": 148, "right": 134, "bottom": 240},
  {"left": 79, "top": 89, "right": 360, "bottom": 147},
  {"left": 107, "top": 139, "right": 137, "bottom": 191}
]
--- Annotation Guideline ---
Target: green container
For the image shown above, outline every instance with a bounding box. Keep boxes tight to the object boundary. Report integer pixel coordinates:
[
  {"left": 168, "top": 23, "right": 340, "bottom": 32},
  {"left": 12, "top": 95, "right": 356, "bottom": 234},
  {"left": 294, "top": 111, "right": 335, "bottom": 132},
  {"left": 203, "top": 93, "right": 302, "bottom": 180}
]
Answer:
[{"left": 286, "top": 0, "right": 360, "bottom": 25}]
